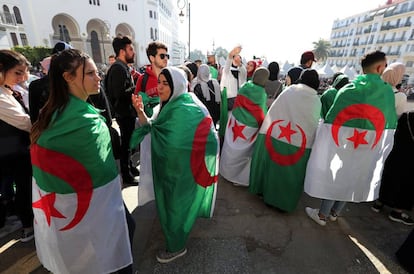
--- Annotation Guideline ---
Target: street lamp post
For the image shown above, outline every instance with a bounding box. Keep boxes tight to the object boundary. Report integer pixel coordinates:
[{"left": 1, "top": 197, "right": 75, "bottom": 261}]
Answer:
[{"left": 178, "top": 0, "right": 190, "bottom": 60}]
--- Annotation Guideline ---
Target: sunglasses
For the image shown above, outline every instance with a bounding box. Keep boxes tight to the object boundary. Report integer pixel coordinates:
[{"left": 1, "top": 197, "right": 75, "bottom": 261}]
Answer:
[{"left": 159, "top": 53, "right": 170, "bottom": 60}]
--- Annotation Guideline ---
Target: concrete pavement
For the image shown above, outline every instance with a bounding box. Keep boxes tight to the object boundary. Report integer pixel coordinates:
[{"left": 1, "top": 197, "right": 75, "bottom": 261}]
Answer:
[{"left": 1, "top": 175, "right": 411, "bottom": 274}]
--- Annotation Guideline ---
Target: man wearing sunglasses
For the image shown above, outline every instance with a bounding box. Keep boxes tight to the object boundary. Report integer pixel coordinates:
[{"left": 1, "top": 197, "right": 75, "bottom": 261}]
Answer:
[{"left": 133, "top": 41, "right": 169, "bottom": 206}]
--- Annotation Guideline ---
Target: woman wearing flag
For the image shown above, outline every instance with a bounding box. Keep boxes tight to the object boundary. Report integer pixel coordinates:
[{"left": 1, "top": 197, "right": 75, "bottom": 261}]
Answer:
[
  {"left": 219, "top": 67, "right": 269, "bottom": 187},
  {"left": 249, "top": 69, "right": 321, "bottom": 212},
  {"left": 30, "top": 49, "right": 133, "bottom": 273},
  {"left": 130, "top": 66, "right": 219, "bottom": 263}
]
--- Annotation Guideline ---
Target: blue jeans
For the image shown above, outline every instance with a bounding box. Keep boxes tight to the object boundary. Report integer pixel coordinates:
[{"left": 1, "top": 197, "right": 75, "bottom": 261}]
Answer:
[{"left": 320, "top": 199, "right": 346, "bottom": 217}]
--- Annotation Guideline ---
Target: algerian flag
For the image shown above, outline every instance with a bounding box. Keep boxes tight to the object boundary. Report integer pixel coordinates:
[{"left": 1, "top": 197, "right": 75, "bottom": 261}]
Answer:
[
  {"left": 131, "top": 92, "right": 219, "bottom": 253},
  {"left": 31, "top": 96, "right": 132, "bottom": 274},
  {"left": 304, "top": 74, "right": 398, "bottom": 202},
  {"left": 249, "top": 84, "right": 321, "bottom": 212},
  {"left": 220, "top": 81, "right": 267, "bottom": 186}
]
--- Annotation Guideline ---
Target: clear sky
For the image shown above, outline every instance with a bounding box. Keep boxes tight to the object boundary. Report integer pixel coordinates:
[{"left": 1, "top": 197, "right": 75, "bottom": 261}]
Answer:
[{"left": 179, "top": 0, "right": 387, "bottom": 65}]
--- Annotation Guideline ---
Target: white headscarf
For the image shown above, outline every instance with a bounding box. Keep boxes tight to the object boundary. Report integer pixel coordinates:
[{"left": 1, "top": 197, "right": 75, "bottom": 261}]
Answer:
[
  {"left": 160, "top": 66, "right": 188, "bottom": 108},
  {"left": 196, "top": 64, "right": 221, "bottom": 103}
]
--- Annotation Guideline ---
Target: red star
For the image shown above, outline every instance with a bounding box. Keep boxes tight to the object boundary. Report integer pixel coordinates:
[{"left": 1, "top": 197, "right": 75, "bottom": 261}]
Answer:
[
  {"left": 232, "top": 119, "right": 247, "bottom": 141},
  {"left": 347, "top": 129, "right": 369, "bottom": 149},
  {"left": 278, "top": 122, "right": 297, "bottom": 143},
  {"left": 32, "top": 191, "right": 66, "bottom": 226}
]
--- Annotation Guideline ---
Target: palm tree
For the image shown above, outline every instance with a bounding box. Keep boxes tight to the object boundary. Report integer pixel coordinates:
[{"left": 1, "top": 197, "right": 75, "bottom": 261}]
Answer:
[{"left": 313, "top": 39, "right": 331, "bottom": 63}]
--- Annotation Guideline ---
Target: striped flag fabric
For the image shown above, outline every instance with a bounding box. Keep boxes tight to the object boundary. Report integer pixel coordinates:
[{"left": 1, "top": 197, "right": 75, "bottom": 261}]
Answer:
[
  {"left": 249, "top": 83, "right": 321, "bottom": 212},
  {"left": 31, "top": 95, "right": 132, "bottom": 274},
  {"left": 304, "top": 74, "right": 398, "bottom": 202},
  {"left": 220, "top": 81, "right": 267, "bottom": 186}
]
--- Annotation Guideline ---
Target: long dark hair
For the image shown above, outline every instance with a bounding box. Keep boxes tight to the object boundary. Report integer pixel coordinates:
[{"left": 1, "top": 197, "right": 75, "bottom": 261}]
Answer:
[{"left": 30, "top": 49, "right": 89, "bottom": 144}]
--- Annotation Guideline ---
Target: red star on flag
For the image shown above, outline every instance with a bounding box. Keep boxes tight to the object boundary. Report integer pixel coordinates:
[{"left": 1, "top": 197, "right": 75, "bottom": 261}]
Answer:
[
  {"left": 232, "top": 119, "right": 247, "bottom": 141},
  {"left": 32, "top": 191, "right": 66, "bottom": 226},
  {"left": 347, "top": 129, "right": 369, "bottom": 149},
  {"left": 278, "top": 122, "right": 297, "bottom": 143}
]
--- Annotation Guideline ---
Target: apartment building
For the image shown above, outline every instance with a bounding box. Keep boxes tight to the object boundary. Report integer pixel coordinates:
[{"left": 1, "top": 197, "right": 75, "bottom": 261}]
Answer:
[{"left": 328, "top": 0, "right": 414, "bottom": 83}]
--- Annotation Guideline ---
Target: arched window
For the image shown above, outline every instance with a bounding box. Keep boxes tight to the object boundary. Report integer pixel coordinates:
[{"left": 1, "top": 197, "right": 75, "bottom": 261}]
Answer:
[
  {"left": 13, "top": 6, "right": 22, "bottom": 24},
  {"left": 58, "top": 24, "right": 71, "bottom": 43},
  {"left": 3, "top": 5, "right": 13, "bottom": 25},
  {"left": 90, "top": 30, "right": 103, "bottom": 64}
]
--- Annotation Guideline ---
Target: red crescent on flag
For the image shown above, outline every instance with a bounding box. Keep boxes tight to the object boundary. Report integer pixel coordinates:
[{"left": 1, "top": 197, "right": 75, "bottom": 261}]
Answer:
[
  {"left": 331, "top": 103, "right": 385, "bottom": 148},
  {"left": 265, "top": 120, "right": 307, "bottom": 166},
  {"left": 31, "top": 144, "right": 93, "bottom": 231},
  {"left": 190, "top": 117, "right": 218, "bottom": 188},
  {"left": 233, "top": 95, "right": 266, "bottom": 128}
]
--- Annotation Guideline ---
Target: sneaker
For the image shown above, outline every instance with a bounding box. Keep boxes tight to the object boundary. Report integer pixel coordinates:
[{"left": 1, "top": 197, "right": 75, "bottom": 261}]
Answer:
[
  {"left": 20, "top": 228, "right": 34, "bottom": 242},
  {"left": 156, "top": 248, "right": 187, "bottom": 263},
  {"left": 305, "top": 207, "right": 326, "bottom": 226},
  {"left": 329, "top": 213, "right": 338, "bottom": 222},
  {"left": 389, "top": 211, "right": 414, "bottom": 226},
  {"left": 371, "top": 201, "right": 384, "bottom": 213}
]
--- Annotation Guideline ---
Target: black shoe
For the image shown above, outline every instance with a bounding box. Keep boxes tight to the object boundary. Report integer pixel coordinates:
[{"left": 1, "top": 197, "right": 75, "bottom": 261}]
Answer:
[
  {"left": 389, "top": 211, "right": 414, "bottom": 225},
  {"left": 371, "top": 201, "right": 384, "bottom": 213},
  {"left": 130, "top": 166, "right": 140, "bottom": 177},
  {"left": 122, "top": 175, "right": 139, "bottom": 186}
]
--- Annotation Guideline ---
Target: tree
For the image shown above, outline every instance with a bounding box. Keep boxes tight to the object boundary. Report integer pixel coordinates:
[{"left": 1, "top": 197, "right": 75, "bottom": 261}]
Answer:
[
  {"left": 312, "top": 39, "right": 331, "bottom": 63},
  {"left": 189, "top": 49, "right": 205, "bottom": 63},
  {"left": 13, "top": 46, "right": 52, "bottom": 70}
]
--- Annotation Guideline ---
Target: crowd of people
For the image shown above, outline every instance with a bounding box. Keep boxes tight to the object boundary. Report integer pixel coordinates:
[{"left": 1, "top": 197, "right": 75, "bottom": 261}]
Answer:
[{"left": 1, "top": 37, "right": 414, "bottom": 273}]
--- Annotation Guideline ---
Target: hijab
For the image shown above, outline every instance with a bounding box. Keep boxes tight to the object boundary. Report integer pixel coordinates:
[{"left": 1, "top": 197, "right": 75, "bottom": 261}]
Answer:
[
  {"left": 159, "top": 66, "right": 188, "bottom": 109},
  {"left": 382, "top": 62, "right": 406, "bottom": 88},
  {"left": 196, "top": 64, "right": 221, "bottom": 103}
]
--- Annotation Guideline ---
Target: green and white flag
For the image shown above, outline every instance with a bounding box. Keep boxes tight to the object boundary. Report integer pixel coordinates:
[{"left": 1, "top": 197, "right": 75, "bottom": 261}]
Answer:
[
  {"left": 131, "top": 92, "right": 219, "bottom": 253},
  {"left": 31, "top": 96, "right": 132, "bottom": 274},
  {"left": 249, "top": 84, "right": 321, "bottom": 212},
  {"left": 220, "top": 81, "right": 267, "bottom": 186},
  {"left": 304, "top": 74, "right": 398, "bottom": 202}
]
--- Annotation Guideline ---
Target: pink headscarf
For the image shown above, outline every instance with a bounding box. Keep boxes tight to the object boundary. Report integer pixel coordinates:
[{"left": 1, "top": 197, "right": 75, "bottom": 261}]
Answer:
[
  {"left": 382, "top": 62, "right": 406, "bottom": 87},
  {"left": 40, "top": 56, "right": 51, "bottom": 73}
]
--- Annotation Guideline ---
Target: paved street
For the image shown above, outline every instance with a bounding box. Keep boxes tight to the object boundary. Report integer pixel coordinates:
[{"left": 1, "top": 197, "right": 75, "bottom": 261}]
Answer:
[{"left": 0, "top": 175, "right": 413, "bottom": 274}]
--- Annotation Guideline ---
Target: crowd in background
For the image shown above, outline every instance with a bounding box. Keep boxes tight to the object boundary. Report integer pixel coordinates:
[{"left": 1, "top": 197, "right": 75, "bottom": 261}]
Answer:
[{"left": 1, "top": 38, "right": 414, "bottom": 273}]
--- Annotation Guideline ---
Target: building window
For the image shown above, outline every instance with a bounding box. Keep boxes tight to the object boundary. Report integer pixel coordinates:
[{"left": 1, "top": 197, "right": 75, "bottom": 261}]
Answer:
[
  {"left": 13, "top": 6, "right": 22, "bottom": 24},
  {"left": 155, "top": 29, "right": 158, "bottom": 40},
  {"left": 149, "top": 10, "right": 153, "bottom": 18},
  {"left": 10, "top": 32, "right": 18, "bottom": 46},
  {"left": 97, "top": 0, "right": 100, "bottom": 5},
  {"left": 150, "top": 27, "right": 154, "bottom": 40},
  {"left": 125, "top": 5, "right": 127, "bottom": 11},
  {"left": 58, "top": 24, "right": 71, "bottom": 43},
  {"left": 20, "top": 33, "right": 28, "bottom": 46},
  {"left": 154, "top": 12, "right": 157, "bottom": 19}
]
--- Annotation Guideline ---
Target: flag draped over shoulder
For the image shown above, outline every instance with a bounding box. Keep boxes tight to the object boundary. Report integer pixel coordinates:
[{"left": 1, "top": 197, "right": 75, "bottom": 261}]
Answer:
[
  {"left": 131, "top": 92, "right": 219, "bottom": 252},
  {"left": 304, "top": 74, "right": 398, "bottom": 202},
  {"left": 219, "top": 81, "right": 267, "bottom": 186},
  {"left": 31, "top": 96, "right": 132, "bottom": 274},
  {"left": 249, "top": 84, "right": 321, "bottom": 212}
]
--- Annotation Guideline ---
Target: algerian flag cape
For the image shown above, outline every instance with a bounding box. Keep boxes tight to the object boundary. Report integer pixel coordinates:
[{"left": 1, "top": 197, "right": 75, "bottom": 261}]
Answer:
[
  {"left": 304, "top": 74, "right": 397, "bottom": 202},
  {"left": 31, "top": 95, "right": 132, "bottom": 274},
  {"left": 249, "top": 84, "right": 321, "bottom": 212},
  {"left": 220, "top": 81, "right": 267, "bottom": 186},
  {"left": 135, "top": 104, "right": 160, "bottom": 207},
  {"left": 130, "top": 67, "right": 219, "bottom": 252}
]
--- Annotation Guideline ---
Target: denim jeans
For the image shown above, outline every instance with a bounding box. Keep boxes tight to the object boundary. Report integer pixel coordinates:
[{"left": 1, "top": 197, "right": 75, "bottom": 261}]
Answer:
[{"left": 319, "top": 199, "right": 347, "bottom": 217}]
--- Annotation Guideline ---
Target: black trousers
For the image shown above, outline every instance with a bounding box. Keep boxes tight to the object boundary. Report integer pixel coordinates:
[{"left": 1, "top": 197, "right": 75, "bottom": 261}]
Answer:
[
  {"left": 0, "top": 153, "right": 33, "bottom": 228},
  {"left": 116, "top": 116, "right": 136, "bottom": 178}
]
